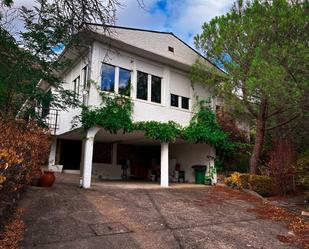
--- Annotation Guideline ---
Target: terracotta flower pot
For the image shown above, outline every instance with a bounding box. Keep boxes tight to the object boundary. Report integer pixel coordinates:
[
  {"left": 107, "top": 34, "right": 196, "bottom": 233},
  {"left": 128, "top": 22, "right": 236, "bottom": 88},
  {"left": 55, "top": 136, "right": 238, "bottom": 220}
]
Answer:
[{"left": 39, "top": 171, "right": 55, "bottom": 187}]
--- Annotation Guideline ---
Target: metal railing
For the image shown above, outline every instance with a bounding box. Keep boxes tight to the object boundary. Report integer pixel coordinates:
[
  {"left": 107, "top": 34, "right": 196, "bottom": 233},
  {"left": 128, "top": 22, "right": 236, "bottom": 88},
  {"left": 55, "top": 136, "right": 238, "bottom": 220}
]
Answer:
[{"left": 37, "top": 108, "right": 60, "bottom": 135}]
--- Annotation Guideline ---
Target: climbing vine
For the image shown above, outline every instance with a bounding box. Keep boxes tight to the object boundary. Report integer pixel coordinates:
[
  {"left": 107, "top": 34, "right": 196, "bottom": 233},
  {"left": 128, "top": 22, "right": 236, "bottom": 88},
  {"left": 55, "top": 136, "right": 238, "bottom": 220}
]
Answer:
[
  {"left": 79, "top": 91, "right": 233, "bottom": 153},
  {"left": 80, "top": 93, "right": 133, "bottom": 134},
  {"left": 134, "top": 121, "right": 182, "bottom": 142}
]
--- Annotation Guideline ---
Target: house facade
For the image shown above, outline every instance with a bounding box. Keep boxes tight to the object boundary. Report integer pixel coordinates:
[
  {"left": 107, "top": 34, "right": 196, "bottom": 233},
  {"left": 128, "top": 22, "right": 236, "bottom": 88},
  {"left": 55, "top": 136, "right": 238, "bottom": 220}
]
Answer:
[{"left": 45, "top": 24, "right": 220, "bottom": 188}]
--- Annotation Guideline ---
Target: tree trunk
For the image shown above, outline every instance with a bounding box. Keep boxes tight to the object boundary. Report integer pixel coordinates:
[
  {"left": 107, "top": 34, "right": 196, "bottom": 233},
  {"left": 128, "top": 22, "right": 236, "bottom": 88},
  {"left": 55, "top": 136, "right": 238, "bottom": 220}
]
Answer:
[{"left": 250, "top": 100, "right": 267, "bottom": 174}]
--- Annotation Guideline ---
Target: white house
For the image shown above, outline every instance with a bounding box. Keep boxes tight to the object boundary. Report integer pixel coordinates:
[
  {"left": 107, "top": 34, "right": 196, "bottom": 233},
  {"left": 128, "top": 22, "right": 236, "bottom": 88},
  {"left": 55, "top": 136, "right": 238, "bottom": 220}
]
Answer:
[{"left": 44, "top": 24, "right": 221, "bottom": 188}]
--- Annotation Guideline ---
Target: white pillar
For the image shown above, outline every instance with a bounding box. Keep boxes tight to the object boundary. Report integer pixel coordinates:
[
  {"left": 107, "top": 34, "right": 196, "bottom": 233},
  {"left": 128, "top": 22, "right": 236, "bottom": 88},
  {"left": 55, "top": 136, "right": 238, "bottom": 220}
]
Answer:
[
  {"left": 48, "top": 137, "right": 57, "bottom": 166},
  {"left": 160, "top": 142, "right": 169, "bottom": 187},
  {"left": 82, "top": 126, "right": 100, "bottom": 188}
]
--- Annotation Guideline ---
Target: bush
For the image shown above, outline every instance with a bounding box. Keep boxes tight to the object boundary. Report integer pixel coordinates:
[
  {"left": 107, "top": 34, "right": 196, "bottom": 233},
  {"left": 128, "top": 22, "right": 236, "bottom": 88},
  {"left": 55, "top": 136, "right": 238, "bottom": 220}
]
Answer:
[
  {"left": 295, "top": 153, "right": 309, "bottom": 190},
  {"left": 248, "top": 175, "right": 273, "bottom": 196},
  {"left": 225, "top": 172, "right": 273, "bottom": 196}
]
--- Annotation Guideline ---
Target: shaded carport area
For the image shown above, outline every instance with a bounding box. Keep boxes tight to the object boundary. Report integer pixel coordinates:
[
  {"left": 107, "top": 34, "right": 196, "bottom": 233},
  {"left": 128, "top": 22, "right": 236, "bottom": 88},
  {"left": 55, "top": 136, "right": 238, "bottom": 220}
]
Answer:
[
  {"left": 50, "top": 126, "right": 215, "bottom": 187},
  {"left": 20, "top": 174, "right": 297, "bottom": 249}
]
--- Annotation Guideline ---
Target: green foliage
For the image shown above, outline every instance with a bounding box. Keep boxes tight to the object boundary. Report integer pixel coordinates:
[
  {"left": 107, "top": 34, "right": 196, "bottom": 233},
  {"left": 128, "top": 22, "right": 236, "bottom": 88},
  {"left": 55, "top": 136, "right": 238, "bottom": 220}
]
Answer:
[
  {"left": 295, "top": 152, "right": 309, "bottom": 190},
  {"left": 81, "top": 94, "right": 133, "bottom": 134},
  {"left": 80, "top": 95, "right": 233, "bottom": 155},
  {"left": 193, "top": 0, "right": 309, "bottom": 172},
  {"left": 225, "top": 172, "right": 273, "bottom": 196},
  {"left": 134, "top": 121, "right": 182, "bottom": 142},
  {"left": 183, "top": 100, "right": 234, "bottom": 153}
]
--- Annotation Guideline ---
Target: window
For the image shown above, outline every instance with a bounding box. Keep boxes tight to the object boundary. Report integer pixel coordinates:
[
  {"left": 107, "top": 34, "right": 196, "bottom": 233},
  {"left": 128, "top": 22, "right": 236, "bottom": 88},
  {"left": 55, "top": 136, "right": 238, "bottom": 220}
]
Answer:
[
  {"left": 119, "top": 68, "right": 131, "bottom": 96},
  {"left": 82, "top": 65, "right": 88, "bottom": 89},
  {"left": 73, "top": 76, "right": 81, "bottom": 96},
  {"left": 168, "top": 46, "right": 174, "bottom": 52},
  {"left": 101, "top": 63, "right": 115, "bottom": 92},
  {"left": 171, "top": 94, "right": 179, "bottom": 107},
  {"left": 136, "top": 71, "right": 148, "bottom": 100},
  {"left": 181, "top": 97, "right": 189, "bottom": 110},
  {"left": 151, "top": 75, "right": 161, "bottom": 103}
]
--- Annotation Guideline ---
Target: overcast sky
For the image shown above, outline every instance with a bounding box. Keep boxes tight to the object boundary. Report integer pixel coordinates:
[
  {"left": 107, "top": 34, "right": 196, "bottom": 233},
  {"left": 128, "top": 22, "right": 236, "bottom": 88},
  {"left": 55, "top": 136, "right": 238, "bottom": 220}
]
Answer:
[{"left": 7, "top": 0, "right": 234, "bottom": 48}]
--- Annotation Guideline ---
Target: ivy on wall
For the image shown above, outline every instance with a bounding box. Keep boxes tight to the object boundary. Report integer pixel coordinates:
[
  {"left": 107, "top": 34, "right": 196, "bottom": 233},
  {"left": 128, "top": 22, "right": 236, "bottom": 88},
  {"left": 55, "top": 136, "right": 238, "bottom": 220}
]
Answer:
[
  {"left": 134, "top": 121, "right": 182, "bottom": 142},
  {"left": 79, "top": 91, "right": 233, "bottom": 154}
]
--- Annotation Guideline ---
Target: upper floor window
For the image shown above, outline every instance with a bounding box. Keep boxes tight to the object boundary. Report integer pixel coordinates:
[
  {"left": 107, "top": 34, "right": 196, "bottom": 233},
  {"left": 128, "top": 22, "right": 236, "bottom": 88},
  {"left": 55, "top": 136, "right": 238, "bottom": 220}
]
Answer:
[
  {"left": 151, "top": 75, "right": 161, "bottom": 103},
  {"left": 171, "top": 94, "right": 190, "bottom": 110},
  {"left": 101, "top": 63, "right": 115, "bottom": 92},
  {"left": 171, "top": 94, "right": 179, "bottom": 107},
  {"left": 73, "top": 76, "right": 81, "bottom": 96},
  {"left": 136, "top": 71, "right": 148, "bottom": 100},
  {"left": 119, "top": 68, "right": 131, "bottom": 96},
  {"left": 82, "top": 65, "right": 88, "bottom": 89},
  {"left": 182, "top": 97, "right": 189, "bottom": 110}
]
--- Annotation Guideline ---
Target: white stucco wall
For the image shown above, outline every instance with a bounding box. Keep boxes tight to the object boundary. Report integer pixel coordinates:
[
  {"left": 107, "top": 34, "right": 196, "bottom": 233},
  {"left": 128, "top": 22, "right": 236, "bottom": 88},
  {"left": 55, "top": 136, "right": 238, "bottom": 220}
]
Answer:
[
  {"left": 170, "top": 143, "right": 215, "bottom": 183},
  {"left": 54, "top": 40, "right": 215, "bottom": 135}
]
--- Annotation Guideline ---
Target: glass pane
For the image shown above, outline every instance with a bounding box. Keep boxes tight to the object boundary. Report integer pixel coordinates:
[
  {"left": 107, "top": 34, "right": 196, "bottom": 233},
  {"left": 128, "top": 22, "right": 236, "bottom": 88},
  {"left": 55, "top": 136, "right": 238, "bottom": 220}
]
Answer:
[
  {"left": 137, "top": 71, "right": 148, "bottom": 100},
  {"left": 182, "top": 97, "right": 189, "bottom": 110},
  {"left": 101, "top": 63, "right": 115, "bottom": 92},
  {"left": 119, "top": 68, "right": 131, "bottom": 96},
  {"left": 171, "top": 94, "right": 179, "bottom": 107},
  {"left": 151, "top": 75, "right": 161, "bottom": 103}
]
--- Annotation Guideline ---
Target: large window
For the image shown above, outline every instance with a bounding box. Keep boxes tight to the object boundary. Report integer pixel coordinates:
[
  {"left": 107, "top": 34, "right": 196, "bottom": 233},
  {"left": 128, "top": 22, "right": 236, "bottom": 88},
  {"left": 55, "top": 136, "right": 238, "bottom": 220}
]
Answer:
[
  {"left": 151, "top": 75, "right": 161, "bottom": 103},
  {"left": 171, "top": 94, "right": 179, "bottom": 107},
  {"left": 136, "top": 71, "right": 148, "bottom": 100},
  {"left": 101, "top": 63, "right": 115, "bottom": 92},
  {"left": 119, "top": 68, "right": 131, "bottom": 96}
]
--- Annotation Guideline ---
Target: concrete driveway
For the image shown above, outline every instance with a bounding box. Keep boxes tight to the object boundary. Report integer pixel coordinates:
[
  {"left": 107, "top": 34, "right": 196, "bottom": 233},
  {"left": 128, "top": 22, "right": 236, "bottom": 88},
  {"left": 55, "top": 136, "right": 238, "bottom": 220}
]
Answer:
[{"left": 20, "top": 174, "right": 298, "bottom": 249}]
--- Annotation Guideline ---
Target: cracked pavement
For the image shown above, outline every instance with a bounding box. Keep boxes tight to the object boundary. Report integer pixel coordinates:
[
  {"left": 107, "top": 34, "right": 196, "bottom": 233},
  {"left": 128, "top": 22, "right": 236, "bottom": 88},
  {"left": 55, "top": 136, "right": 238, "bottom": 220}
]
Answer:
[{"left": 20, "top": 174, "right": 298, "bottom": 249}]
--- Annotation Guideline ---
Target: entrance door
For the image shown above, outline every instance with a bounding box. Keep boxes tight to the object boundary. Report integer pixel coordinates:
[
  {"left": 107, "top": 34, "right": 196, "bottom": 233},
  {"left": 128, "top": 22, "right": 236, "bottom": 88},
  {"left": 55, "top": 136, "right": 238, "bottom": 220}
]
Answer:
[{"left": 59, "top": 139, "right": 82, "bottom": 170}]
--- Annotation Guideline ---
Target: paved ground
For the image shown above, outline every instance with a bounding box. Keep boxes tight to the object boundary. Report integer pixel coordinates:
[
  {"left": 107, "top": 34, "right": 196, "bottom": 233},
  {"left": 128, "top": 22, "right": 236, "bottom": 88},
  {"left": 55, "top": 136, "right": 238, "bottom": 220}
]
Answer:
[{"left": 20, "top": 174, "right": 299, "bottom": 249}]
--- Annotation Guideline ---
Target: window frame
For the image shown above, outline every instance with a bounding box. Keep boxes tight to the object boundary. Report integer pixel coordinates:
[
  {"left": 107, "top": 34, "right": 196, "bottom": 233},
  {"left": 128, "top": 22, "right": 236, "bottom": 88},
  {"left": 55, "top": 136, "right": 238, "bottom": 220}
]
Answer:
[
  {"left": 118, "top": 67, "right": 132, "bottom": 96},
  {"left": 100, "top": 63, "right": 116, "bottom": 93},
  {"left": 151, "top": 75, "right": 162, "bottom": 104},
  {"left": 170, "top": 94, "right": 179, "bottom": 107},
  {"left": 136, "top": 70, "right": 149, "bottom": 101},
  {"left": 181, "top": 96, "right": 190, "bottom": 110}
]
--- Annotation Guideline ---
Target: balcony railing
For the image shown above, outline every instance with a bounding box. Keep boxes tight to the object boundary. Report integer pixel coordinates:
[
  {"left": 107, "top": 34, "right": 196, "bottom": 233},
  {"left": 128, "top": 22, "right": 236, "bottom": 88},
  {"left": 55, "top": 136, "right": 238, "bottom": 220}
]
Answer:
[{"left": 37, "top": 108, "right": 60, "bottom": 135}]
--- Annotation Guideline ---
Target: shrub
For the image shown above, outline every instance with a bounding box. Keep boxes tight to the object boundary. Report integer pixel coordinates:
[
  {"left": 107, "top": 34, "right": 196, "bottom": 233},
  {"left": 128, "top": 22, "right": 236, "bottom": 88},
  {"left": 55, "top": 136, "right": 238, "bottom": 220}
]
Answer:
[
  {"left": 248, "top": 174, "right": 273, "bottom": 197},
  {"left": 295, "top": 152, "right": 309, "bottom": 190},
  {"left": 225, "top": 172, "right": 273, "bottom": 196}
]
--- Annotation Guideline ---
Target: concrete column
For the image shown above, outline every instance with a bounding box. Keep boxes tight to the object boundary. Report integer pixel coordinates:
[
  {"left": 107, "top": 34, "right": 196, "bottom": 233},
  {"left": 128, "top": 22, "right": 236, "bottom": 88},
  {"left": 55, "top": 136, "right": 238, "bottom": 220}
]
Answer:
[
  {"left": 48, "top": 137, "right": 57, "bottom": 166},
  {"left": 80, "top": 139, "right": 86, "bottom": 178},
  {"left": 160, "top": 142, "right": 169, "bottom": 187},
  {"left": 82, "top": 126, "right": 100, "bottom": 188}
]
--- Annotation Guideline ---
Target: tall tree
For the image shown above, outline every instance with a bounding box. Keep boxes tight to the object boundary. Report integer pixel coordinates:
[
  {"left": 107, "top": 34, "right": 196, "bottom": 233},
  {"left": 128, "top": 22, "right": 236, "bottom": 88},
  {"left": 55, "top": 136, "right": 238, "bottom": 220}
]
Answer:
[
  {"left": 0, "top": 0, "right": 119, "bottom": 119},
  {"left": 192, "top": 0, "right": 309, "bottom": 173}
]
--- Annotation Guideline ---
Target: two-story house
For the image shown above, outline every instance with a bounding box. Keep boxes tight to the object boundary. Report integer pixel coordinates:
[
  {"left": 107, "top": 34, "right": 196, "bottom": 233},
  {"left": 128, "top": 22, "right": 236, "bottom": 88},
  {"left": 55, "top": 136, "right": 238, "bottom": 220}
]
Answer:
[{"left": 44, "top": 24, "right": 221, "bottom": 188}]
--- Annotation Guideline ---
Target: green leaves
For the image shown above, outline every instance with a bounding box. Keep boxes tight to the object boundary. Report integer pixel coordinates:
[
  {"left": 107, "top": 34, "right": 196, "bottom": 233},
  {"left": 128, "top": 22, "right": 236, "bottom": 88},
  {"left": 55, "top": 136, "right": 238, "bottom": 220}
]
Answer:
[
  {"left": 80, "top": 97, "right": 233, "bottom": 157},
  {"left": 81, "top": 95, "right": 133, "bottom": 134},
  {"left": 134, "top": 121, "right": 182, "bottom": 142}
]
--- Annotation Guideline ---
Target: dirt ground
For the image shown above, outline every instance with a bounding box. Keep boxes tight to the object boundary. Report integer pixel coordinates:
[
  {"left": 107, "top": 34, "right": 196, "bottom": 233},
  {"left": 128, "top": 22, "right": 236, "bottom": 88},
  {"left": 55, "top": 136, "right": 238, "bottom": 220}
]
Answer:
[{"left": 19, "top": 174, "right": 300, "bottom": 249}]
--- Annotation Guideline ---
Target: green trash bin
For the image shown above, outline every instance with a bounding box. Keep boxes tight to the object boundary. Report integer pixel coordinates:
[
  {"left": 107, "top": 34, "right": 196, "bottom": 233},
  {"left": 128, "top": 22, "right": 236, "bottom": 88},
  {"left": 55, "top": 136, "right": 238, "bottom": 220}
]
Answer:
[{"left": 192, "top": 165, "right": 207, "bottom": 184}]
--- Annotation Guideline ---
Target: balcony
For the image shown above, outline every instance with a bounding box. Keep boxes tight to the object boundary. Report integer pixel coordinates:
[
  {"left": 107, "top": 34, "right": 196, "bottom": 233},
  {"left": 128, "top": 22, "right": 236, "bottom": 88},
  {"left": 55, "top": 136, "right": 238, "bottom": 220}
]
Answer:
[{"left": 37, "top": 108, "right": 60, "bottom": 135}]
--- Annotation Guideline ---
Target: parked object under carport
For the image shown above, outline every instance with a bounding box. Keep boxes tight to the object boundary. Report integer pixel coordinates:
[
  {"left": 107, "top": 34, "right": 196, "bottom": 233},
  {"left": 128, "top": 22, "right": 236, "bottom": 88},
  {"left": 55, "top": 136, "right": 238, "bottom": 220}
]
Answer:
[{"left": 192, "top": 165, "right": 207, "bottom": 184}]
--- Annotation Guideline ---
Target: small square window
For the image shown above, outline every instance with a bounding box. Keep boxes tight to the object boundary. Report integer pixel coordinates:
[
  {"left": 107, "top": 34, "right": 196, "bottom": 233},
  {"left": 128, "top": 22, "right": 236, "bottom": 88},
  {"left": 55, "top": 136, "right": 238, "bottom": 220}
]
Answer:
[
  {"left": 182, "top": 97, "right": 189, "bottom": 110},
  {"left": 171, "top": 94, "right": 179, "bottom": 107},
  {"left": 168, "top": 46, "right": 174, "bottom": 52}
]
